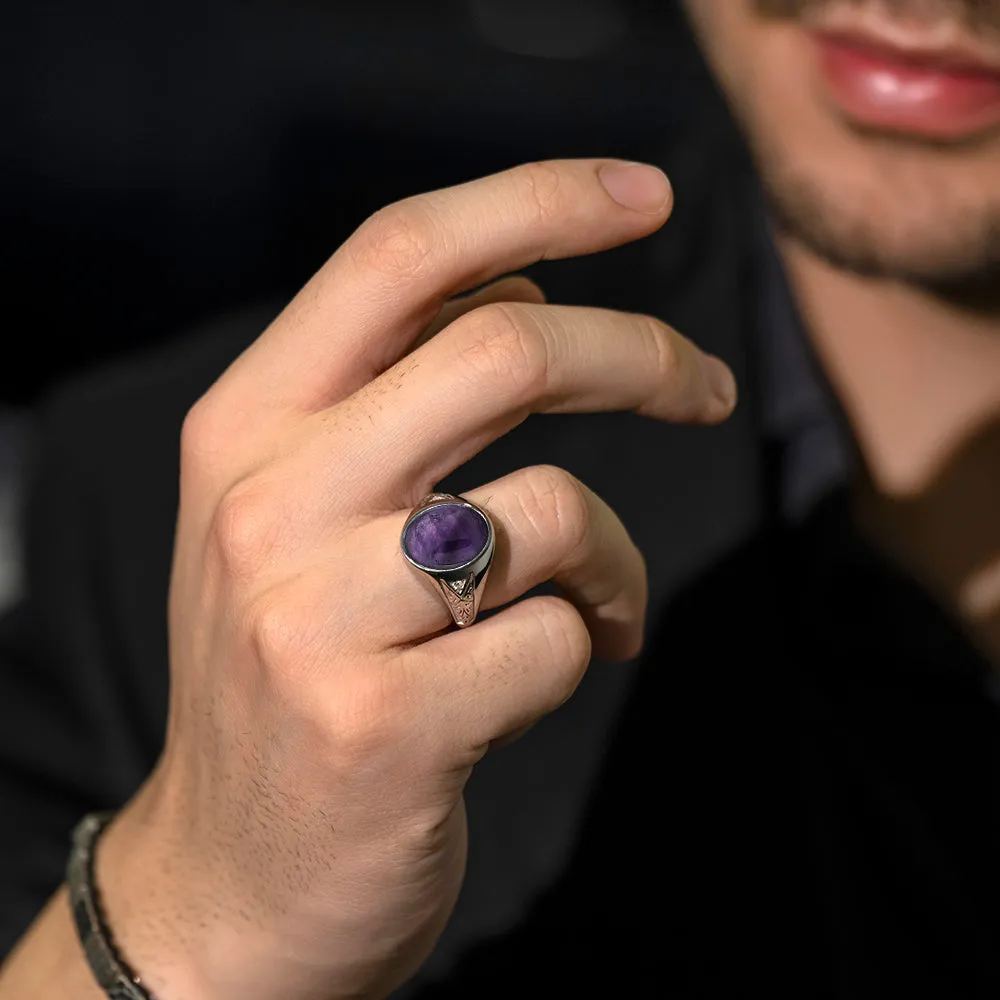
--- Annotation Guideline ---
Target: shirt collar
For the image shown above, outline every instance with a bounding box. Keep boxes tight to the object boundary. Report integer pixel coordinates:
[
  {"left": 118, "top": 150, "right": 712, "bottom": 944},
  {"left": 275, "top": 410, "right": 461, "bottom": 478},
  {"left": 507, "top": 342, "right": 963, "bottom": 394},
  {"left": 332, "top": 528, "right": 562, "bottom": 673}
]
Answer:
[{"left": 753, "top": 210, "right": 853, "bottom": 522}]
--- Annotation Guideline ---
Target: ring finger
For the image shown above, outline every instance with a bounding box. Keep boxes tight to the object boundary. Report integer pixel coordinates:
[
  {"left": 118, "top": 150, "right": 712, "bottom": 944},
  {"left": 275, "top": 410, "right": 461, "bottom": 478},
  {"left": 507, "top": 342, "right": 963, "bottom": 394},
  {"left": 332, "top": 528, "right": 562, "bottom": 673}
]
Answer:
[{"left": 344, "top": 464, "right": 647, "bottom": 660}]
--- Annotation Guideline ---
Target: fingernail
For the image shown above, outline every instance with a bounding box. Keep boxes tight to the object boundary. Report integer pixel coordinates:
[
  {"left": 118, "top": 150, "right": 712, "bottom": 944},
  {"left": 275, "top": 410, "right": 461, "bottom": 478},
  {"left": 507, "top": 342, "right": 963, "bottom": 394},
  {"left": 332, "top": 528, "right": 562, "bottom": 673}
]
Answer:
[
  {"left": 598, "top": 162, "right": 672, "bottom": 215},
  {"left": 700, "top": 353, "right": 738, "bottom": 411}
]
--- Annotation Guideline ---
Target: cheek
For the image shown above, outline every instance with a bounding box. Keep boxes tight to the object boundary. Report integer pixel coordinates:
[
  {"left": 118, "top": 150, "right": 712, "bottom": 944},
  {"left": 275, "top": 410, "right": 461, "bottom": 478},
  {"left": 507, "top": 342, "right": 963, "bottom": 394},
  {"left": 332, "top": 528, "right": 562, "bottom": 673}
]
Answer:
[
  {"left": 688, "top": 0, "right": 819, "bottom": 134},
  {"left": 690, "top": 10, "right": 846, "bottom": 185},
  {"left": 738, "top": 29, "right": 828, "bottom": 146},
  {"left": 682, "top": 0, "right": 761, "bottom": 94}
]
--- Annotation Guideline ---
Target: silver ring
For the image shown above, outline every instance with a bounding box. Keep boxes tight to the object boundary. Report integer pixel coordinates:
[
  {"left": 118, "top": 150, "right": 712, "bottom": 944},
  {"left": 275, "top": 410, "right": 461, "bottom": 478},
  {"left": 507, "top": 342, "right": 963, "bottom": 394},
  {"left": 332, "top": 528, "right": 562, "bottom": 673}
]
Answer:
[{"left": 401, "top": 493, "right": 495, "bottom": 628}]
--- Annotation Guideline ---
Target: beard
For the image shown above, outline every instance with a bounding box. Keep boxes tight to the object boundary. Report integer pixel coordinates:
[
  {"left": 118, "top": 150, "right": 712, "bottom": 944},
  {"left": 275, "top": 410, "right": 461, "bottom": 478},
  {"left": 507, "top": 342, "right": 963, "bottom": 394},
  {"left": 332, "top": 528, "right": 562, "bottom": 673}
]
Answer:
[
  {"left": 756, "top": 129, "right": 1000, "bottom": 297},
  {"left": 739, "top": 0, "right": 1000, "bottom": 297}
]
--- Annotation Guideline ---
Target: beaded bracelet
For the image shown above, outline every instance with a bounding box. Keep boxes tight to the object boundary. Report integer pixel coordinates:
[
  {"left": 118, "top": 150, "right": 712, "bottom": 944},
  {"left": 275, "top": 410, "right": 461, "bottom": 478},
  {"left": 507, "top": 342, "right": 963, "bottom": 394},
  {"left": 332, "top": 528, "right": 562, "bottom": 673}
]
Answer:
[{"left": 67, "top": 812, "right": 159, "bottom": 1000}]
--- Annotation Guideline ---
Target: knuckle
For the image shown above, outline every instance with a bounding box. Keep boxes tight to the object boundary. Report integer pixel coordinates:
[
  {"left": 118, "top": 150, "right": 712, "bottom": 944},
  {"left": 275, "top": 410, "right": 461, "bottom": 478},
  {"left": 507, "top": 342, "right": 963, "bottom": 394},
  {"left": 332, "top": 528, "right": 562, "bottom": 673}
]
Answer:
[
  {"left": 245, "top": 589, "right": 314, "bottom": 679},
  {"left": 209, "top": 480, "right": 282, "bottom": 579},
  {"left": 179, "top": 395, "right": 222, "bottom": 473},
  {"left": 455, "top": 302, "right": 547, "bottom": 397},
  {"left": 327, "top": 669, "right": 411, "bottom": 764},
  {"left": 240, "top": 587, "right": 414, "bottom": 766},
  {"left": 533, "top": 597, "right": 592, "bottom": 709},
  {"left": 516, "top": 161, "right": 565, "bottom": 226},
  {"left": 349, "top": 204, "right": 438, "bottom": 281},
  {"left": 519, "top": 464, "right": 591, "bottom": 561},
  {"left": 640, "top": 315, "right": 681, "bottom": 384}
]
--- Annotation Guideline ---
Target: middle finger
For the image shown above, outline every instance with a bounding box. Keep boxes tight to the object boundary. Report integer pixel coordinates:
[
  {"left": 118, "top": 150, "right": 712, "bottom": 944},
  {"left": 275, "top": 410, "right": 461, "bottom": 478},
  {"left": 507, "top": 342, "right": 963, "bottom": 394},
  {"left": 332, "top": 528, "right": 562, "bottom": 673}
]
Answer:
[{"left": 323, "top": 301, "right": 736, "bottom": 510}]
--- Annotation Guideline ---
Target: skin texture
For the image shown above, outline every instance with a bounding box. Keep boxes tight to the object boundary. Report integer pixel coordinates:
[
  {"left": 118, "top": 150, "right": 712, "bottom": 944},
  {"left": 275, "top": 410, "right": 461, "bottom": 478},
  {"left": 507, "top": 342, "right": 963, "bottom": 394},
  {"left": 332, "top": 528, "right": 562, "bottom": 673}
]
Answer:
[{"left": 0, "top": 159, "right": 735, "bottom": 999}]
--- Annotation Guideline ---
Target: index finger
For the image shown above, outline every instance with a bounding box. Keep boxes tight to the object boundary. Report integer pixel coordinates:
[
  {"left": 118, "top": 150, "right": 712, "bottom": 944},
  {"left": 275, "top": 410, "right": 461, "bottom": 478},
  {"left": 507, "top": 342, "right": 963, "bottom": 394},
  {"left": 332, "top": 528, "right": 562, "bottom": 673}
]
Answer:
[{"left": 228, "top": 159, "right": 673, "bottom": 411}]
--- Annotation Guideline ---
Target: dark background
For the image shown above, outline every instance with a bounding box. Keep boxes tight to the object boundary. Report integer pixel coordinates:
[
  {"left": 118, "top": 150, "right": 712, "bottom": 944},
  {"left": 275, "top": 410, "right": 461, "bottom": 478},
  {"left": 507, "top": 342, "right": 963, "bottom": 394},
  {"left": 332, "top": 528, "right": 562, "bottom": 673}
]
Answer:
[{"left": 3, "top": 0, "right": 705, "bottom": 405}]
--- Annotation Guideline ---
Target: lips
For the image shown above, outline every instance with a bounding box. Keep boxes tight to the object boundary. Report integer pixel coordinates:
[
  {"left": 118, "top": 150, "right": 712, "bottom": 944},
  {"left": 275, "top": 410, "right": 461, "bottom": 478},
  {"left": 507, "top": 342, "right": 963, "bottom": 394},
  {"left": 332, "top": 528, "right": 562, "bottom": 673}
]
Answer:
[{"left": 811, "top": 31, "right": 1000, "bottom": 140}]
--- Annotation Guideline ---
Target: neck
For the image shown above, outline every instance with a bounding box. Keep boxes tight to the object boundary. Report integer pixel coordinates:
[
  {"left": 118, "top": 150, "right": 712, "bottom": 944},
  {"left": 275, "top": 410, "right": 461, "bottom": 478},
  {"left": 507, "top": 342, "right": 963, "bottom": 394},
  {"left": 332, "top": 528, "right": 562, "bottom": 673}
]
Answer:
[{"left": 777, "top": 236, "right": 1000, "bottom": 662}]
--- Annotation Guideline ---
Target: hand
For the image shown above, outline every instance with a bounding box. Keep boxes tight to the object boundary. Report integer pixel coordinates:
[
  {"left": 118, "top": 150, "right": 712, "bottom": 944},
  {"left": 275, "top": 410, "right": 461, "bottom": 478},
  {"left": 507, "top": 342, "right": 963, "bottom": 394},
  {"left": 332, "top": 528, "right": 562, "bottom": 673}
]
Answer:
[{"left": 98, "top": 159, "right": 737, "bottom": 1000}]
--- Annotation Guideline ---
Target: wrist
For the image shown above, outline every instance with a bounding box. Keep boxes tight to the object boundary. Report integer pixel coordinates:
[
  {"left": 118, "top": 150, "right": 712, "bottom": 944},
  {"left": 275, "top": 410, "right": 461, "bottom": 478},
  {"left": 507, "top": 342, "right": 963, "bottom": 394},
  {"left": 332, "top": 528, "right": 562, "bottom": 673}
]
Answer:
[
  {"left": 95, "top": 790, "right": 222, "bottom": 1000},
  {"left": 94, "top": 778, "right": 383, "bottom": 1000}
]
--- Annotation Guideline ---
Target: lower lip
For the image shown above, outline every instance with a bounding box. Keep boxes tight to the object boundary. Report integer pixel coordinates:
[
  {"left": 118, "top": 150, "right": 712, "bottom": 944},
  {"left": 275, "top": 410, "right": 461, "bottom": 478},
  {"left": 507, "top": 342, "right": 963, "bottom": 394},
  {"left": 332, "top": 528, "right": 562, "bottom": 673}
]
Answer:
[{"left": 813, "top": 33, "right": 1000, "bottom": 140}]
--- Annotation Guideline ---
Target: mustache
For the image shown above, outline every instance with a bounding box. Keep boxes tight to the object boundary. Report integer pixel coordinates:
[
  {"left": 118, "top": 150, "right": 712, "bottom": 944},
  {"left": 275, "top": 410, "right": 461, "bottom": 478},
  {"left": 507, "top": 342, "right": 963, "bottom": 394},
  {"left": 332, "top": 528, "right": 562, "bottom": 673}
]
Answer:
[{"left": 753, "top": 0, "right": 1000, "bottom": 34}]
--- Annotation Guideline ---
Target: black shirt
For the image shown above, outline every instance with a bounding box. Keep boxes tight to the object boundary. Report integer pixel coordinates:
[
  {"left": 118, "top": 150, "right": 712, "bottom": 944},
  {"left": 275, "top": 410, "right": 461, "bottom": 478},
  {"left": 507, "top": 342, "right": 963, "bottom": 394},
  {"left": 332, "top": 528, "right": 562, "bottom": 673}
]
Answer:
[{"left": 413, "top": 485, "right": 998, "bottom": 998}]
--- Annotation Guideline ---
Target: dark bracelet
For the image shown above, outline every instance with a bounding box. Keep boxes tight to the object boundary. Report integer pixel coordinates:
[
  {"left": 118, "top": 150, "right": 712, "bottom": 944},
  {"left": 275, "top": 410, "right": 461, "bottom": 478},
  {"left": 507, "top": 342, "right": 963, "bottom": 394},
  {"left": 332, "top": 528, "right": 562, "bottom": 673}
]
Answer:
[{"left": 67, "top": 812, "right": 159, "bottom": 1000}]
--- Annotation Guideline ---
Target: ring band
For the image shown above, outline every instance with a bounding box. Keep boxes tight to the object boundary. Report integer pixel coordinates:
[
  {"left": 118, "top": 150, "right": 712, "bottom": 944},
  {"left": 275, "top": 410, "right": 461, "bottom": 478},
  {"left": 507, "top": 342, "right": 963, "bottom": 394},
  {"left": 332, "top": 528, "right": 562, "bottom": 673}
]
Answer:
[{"left": 401, "top": 493, "right": 495, "bottom": 627}]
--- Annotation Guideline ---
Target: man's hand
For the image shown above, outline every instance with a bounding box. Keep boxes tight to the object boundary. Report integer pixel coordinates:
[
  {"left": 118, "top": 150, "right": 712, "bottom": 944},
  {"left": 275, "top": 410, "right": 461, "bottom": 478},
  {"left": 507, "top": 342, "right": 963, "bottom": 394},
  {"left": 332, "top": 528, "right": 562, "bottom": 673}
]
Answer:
[{"left": 84, "top": 160, "right": 735, "bottom": 1000}]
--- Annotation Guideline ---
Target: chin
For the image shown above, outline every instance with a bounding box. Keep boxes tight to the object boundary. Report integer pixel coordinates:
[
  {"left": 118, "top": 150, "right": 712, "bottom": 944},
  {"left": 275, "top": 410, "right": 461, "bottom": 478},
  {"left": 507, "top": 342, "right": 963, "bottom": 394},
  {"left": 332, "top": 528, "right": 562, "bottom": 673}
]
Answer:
[
  {"left": 684, "top": 1, "right": 1000, "bottom": 289},
  {"left": 729, "top": 29, "right": 1000, "bottom": 288},
  {"left": 754, "top": 116, "right": 1000, "bottom": 289}
]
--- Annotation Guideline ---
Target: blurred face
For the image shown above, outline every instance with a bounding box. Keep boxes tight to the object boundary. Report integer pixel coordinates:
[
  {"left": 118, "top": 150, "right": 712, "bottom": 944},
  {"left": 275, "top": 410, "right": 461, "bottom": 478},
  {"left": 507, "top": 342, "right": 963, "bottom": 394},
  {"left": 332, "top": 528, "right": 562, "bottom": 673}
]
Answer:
[{"left": 683, "top": 0, "right": 1000, "bottom": 290}]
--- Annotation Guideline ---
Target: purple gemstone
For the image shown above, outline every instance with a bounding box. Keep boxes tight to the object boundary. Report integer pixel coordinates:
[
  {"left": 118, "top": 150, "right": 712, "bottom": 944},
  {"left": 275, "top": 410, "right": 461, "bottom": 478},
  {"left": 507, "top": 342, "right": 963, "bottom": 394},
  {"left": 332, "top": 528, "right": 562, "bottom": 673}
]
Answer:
[{"left": 403, "top": 503, "right": 490, "bottom": 571}]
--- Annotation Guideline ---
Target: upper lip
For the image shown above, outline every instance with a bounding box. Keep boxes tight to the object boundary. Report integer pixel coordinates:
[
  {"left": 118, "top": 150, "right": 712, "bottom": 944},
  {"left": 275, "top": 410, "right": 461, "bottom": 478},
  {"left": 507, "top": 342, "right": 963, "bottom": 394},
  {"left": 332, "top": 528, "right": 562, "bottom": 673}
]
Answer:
[{"left": 805, "top": 10, "right": 1000, "bottom": 76}]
